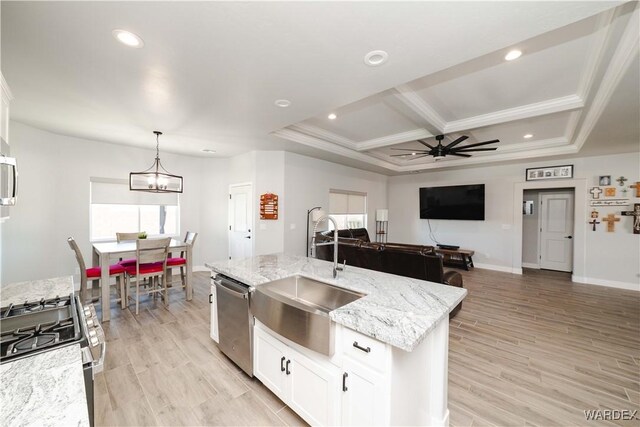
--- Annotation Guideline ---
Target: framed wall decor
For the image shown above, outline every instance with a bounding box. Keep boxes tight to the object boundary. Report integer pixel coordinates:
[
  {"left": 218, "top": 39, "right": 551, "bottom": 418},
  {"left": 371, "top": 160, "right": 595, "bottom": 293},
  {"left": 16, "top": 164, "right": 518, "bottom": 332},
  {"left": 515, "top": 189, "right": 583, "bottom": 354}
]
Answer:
[{"left": 526, "top": 164, "right": 573, "bottom": 181}]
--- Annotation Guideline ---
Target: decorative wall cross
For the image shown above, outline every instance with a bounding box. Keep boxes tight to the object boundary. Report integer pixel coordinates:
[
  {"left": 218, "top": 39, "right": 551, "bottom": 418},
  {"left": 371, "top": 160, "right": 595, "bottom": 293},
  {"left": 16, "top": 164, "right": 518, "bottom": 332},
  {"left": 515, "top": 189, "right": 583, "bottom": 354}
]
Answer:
[
  {"left": 602, "top": 213, "right": 621, "bottom": 232},
  {"left": 588, "top": 219, "right": 600, "bottom": 231},
  {"left": 590, "top": 209, "right": 599, "bottom": 219},
  {"left": 616, "top": 176, "right": 628, "bottom": 186},
  {"left": 589, "top": 187, "right": 603, "bottom": 199},
  {"left": 629, "top": 182, "right": 640, "bottom": 198},
  {"left": 621, "top": 203, "right": 640, "bottom": 235}
]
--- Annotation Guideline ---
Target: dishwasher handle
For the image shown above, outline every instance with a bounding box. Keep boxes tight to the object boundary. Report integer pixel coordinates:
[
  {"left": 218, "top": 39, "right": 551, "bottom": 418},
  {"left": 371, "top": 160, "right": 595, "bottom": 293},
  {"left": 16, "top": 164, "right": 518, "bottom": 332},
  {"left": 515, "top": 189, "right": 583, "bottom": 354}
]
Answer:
[{"left": 216, "top": 278, "right": 249, "bottom": 299}]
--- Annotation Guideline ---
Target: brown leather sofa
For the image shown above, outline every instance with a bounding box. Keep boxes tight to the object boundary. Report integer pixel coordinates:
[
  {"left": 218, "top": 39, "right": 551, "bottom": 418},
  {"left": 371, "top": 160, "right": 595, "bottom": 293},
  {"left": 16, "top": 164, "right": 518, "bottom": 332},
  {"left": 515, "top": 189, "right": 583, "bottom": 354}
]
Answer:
[{"left": 314, "top": 228, "right": 463, "bottom": 316}]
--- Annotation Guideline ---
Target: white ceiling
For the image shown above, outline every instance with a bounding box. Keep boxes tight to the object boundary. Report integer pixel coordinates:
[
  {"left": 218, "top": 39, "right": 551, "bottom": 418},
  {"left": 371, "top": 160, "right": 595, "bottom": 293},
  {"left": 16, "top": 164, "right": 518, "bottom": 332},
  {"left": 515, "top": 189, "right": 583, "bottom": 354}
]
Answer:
[{"left": 2, "top": 1, "right": 637, "bottom": 174}]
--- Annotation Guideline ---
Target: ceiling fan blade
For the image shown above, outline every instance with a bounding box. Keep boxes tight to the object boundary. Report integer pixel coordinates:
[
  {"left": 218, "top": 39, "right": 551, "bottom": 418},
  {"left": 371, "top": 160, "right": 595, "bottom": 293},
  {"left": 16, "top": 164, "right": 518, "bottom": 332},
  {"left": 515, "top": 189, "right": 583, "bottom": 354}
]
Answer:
[
  {"left": 417, "top": 140, "right": 435, "bottom": 149},
  {"left": 456, "top": 139, "right": 499, "bottom": 150},
  {"left": 390, "top": 148, "right": 428, "bottom": 152},
  {"left": 408, "top": 154, "right": 430, "bottom": 161},
  {"left": 444, "top": 135, "right": 468, "bottom": 149},
  {"left": 390, "top": 154, "right": 413, "bottom": 157},
  {"left": 455, "top": 147, "right": 498, "bottom": 152},
  {"left": 449, "top": 152, "right": 472, "bottom": 158}
]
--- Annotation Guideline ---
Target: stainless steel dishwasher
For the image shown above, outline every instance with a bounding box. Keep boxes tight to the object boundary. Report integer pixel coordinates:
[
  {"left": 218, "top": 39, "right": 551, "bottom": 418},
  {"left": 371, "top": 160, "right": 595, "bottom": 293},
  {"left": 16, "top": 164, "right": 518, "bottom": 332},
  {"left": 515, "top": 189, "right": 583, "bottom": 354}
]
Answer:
[{"left": 214, "top": 274, "right": 253, "bottom": 376}]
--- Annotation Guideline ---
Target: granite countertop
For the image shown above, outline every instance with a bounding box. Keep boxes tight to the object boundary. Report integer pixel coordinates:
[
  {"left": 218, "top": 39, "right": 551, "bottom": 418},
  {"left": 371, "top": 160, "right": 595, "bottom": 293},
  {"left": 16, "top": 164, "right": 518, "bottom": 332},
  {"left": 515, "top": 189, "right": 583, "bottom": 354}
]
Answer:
[
  {"left": 0, "top": 344, "right": 90, "bottom": 427},
  {"left": 0, "top": 276, "right": 75, "bottom": 306},
  {"left": 206, "top": 253, "right": 467, "bottom": 352},
  {"left": 0, "top": 276, "right": 89, "bottom": 427}
]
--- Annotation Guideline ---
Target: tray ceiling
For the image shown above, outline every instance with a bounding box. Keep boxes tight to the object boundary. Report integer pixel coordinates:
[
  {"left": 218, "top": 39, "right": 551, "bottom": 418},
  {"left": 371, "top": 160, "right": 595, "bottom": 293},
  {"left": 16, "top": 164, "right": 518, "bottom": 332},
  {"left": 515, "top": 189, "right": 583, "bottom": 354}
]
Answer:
[{"left": 1, "top": 1, "right": 637, "bottom": 174}]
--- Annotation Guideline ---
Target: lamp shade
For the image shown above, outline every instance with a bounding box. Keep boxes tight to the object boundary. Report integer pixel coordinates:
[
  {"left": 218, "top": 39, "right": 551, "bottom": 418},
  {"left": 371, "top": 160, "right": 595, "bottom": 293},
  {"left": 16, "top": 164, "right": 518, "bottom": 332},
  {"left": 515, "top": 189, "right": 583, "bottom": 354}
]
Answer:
[
  {"left": 311, "top": 209, "right": 327, "bottom": 223},
  {"left": 376, "top": 209, "right": 389, "bottom": 221}
]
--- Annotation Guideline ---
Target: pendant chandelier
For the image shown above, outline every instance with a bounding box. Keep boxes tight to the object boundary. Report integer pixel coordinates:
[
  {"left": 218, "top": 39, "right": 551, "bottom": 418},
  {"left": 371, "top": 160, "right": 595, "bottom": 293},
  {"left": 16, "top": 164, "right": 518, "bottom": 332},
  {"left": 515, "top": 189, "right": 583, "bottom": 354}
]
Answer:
[{"left": 129, "top": 131, "right": 183, "bottom": 193}]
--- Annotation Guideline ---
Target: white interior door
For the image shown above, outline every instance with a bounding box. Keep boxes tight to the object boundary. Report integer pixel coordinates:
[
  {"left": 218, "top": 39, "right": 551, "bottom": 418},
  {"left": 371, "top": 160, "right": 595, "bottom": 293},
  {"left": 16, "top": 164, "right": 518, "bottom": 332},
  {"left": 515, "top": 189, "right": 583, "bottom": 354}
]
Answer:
[
  {"left": 229, "top": 184, "right": 253, "bottom": 259},
  {"left": 540, "top": 192, "right": 574, "bottom": 272}
]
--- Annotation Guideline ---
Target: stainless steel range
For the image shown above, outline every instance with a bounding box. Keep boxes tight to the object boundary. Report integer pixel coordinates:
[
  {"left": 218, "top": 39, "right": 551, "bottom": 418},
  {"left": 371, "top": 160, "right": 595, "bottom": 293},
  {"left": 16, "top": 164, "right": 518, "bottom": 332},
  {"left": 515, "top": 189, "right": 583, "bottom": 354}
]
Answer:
[{"left": 0, "top": 295, "right": 105, "bottom": 426}]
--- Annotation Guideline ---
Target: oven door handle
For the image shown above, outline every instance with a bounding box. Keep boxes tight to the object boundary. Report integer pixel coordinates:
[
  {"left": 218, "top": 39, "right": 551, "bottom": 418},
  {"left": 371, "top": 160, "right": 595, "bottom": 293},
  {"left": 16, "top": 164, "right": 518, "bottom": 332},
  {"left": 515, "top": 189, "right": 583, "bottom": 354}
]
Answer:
[{"left": 216, "top": 280, "right": 249, "bottom": 299}]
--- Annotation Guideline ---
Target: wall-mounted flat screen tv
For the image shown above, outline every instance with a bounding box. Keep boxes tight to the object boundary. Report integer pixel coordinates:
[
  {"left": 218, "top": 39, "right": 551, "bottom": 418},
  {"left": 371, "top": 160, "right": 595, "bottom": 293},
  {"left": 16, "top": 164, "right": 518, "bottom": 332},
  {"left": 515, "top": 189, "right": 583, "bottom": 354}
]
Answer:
[{"left": 419, "top": 184, "right": 485, "bottom": 220}]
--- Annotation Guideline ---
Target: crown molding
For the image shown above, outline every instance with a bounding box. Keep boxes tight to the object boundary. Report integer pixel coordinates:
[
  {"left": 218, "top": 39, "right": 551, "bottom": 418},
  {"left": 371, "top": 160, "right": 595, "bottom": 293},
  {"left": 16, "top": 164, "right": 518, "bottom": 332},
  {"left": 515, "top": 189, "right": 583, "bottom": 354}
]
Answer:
[
  {"left": 271, "top": 128, "right": 397, "bottom": 170},
  {"left": 288, "top": 123, "right": 357, "bottom": 150},
  {"left": 355, "top": 128, "right": 432, "bottom": 151},
  {"left": 444, "top": 95, "right": 584, "bottom": 134},
  {"left": 393, "top": 84, "right": 447, "bottom": 133},
  {"left": 396, "top": 144, "right": 580, "bottom": 173},
  {"left": 573, "top": 6, "right": 639, "bottom": 151}
]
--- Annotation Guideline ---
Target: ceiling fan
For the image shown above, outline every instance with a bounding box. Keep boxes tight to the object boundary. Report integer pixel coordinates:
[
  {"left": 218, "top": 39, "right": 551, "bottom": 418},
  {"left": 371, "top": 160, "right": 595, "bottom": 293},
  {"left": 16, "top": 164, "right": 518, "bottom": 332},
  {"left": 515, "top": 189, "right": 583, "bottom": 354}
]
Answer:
[{"left": 390, "top": 134, "right": 499, "bottom": 160}]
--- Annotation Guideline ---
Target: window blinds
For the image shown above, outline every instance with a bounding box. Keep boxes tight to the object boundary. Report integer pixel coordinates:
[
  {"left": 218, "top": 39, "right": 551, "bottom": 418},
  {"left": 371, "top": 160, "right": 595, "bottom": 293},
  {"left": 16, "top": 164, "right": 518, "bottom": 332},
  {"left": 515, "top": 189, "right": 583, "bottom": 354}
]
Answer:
[
  {"left": 90, "top": 178, "right": 179, "bottom": 206},
  {"left": 329, "top": 190, "right": 366, "bottom": 214}
]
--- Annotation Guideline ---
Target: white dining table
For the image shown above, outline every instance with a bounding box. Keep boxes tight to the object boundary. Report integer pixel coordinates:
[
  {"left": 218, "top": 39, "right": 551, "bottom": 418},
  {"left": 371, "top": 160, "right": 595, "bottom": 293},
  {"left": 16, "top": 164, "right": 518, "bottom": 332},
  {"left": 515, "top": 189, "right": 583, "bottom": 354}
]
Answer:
[{"left": 92, "top": 239, "right": 192, "bottom": 322}]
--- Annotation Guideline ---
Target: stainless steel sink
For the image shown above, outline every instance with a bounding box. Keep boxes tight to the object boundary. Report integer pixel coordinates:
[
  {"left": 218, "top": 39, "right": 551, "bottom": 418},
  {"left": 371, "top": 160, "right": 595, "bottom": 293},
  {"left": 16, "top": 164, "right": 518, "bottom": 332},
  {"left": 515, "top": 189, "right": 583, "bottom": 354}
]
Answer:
[{"left": 251, "top": 275, "right": 365, "bottom": 356}]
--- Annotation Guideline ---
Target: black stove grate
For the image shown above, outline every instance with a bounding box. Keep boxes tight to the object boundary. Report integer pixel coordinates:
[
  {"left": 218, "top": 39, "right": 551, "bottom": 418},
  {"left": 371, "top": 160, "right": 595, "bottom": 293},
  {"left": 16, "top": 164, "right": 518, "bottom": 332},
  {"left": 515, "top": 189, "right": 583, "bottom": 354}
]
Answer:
[{"left": 0, "top": 295, "right": 83, "bottom": 362}]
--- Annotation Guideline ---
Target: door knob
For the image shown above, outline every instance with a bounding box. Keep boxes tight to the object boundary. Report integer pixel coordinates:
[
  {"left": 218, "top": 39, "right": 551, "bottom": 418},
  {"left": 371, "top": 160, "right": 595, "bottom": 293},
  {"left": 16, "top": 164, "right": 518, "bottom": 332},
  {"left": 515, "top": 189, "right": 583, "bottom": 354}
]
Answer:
[
  {"left": 565, "top": 236, "right": 572, "bottom": 239},
  {"left": 245, "top": 236, "right": 251, "bottom": 239}
]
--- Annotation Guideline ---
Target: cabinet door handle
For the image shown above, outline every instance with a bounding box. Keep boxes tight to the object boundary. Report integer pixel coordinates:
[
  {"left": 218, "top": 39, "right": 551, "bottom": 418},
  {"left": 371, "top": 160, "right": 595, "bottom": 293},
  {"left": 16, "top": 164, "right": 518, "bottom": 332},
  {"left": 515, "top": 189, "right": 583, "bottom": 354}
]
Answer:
[
  {"left": 285, "top": 359, "right": 291, "bottom": 375},
  {"left": 209, "top": 294, "right": 213, "bottom": 304},
  {"left": 280, "top": 356, "right": 286, "bottom": 372},
  {"left": 342, "top": 372, "right": 348, "bottom": 392},
  {"left": 353, "top": 341, "right": 371, "bottom": 353}
]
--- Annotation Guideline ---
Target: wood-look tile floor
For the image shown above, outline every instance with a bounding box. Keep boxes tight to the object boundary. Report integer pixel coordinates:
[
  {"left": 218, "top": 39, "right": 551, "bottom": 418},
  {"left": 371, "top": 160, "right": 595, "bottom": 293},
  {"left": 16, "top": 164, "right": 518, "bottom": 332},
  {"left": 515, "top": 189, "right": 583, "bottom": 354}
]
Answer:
[{"left": 94, "top": 269, "right": 640, "bottom": 426}]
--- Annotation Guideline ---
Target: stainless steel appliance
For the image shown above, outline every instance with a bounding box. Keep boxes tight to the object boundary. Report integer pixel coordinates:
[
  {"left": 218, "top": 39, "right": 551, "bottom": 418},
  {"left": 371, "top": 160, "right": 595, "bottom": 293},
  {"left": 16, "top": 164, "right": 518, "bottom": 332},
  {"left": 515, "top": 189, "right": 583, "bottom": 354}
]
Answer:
[
  {"left": 0, "top": 295, "right": 105, "bottom": 426},
  {"left": 0, "top": 137, "right": 17, "bottom": 219},
  {"left": 214, "top": 274, "right": 253, "bottom": 376}
]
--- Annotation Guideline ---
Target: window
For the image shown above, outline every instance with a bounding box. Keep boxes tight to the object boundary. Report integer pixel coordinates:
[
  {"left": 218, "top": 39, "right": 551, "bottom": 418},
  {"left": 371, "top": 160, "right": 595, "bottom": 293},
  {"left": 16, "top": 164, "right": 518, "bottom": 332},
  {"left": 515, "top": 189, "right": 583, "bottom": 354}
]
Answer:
[
  {"left": 328, "top": 190, "right": 367, "bottom": 230},
  {"left": 90, "top": 178, "right": 179, "bottom": 241}
]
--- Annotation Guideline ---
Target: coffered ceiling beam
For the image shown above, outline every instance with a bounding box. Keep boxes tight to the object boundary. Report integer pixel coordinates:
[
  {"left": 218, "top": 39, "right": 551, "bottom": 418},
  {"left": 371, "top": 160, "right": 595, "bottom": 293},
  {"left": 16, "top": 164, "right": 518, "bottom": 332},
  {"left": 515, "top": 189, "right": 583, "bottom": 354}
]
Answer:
[
  {"left": 288, "top": 123, "right": 358, "bottom": 150},
  {"left": 355, "top": 129, "right": 433, "bottom": 151},
  {"left": 573, "top": 5, "right": 639, "bottom": 151},
  {"left": 392, "top": 84, "right": 447, "bottom": 134},
  {"left": 444, "top": 95, "right": 584, "bottom": 134}
]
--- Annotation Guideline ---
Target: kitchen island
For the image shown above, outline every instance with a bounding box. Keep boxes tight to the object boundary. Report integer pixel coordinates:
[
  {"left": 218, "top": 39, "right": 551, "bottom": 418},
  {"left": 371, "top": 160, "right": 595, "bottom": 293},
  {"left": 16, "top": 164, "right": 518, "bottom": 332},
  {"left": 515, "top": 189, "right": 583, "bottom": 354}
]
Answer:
[
  {"left": 0, "top": 276, "right": 90, "bottom": 427},
  {"left": 207, "top": 253, "right": 466, "bottom": 426}
]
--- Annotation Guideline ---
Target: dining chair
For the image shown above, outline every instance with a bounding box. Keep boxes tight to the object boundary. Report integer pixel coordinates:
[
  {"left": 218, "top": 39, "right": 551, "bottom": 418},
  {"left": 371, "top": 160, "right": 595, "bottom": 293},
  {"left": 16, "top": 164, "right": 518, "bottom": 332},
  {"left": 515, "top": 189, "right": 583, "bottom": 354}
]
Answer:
[
  {"left": 123, "top": 237, "right": 171, "bottom": 315},
  {"left": 116, "top": 232, "right": 139, "bottom": 267},
  {"left": 166, "top": 231, "right": 198, "bottom": 294},
  {"left": 67, "top": 237, "right": 126, "bottom": 308}
]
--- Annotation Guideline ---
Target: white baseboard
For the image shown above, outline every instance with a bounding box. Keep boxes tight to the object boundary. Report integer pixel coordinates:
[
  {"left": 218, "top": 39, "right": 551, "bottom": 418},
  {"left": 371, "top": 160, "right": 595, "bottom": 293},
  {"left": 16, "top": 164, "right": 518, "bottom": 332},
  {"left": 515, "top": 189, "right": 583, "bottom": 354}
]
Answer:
[
  {"left": 473, "top": 262, "right": 514, "bottom": 273},
  {"left": 521, "top": 262, "right": 540, "bottom": 269},
  {"left": 572, "top": 275, "right": 640, "bottom": 292}
]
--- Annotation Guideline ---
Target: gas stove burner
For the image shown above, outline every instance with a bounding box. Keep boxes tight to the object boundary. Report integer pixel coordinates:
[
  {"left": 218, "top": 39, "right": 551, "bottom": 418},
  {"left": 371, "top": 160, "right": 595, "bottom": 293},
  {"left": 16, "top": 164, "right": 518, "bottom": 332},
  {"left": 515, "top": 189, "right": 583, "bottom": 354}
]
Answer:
[
  {"left": 0, "top": 295, "right": 82, "bottom": 362},
  {"left": 1, "top": 296, "right": 71, "bottom": 319}
]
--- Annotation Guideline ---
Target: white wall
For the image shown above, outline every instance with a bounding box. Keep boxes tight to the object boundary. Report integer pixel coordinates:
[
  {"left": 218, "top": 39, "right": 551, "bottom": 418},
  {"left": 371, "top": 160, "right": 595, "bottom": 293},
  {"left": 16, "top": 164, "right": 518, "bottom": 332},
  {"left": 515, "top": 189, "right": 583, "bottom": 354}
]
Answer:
[
  {"left": 283, "top": 152, "right": 388, "bottom": 256},
  {"left": 1, "top": 121, "right": 229, "bottom": 284},
  {"left": 388, "top": 153, "right": 640, "bottom": 288}
]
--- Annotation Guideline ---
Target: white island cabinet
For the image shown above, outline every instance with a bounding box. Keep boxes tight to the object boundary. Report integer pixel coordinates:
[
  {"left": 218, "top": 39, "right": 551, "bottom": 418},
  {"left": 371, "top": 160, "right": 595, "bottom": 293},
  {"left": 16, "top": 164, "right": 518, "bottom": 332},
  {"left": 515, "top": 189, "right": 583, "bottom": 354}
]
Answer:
[
  {"left": 209, "top": 280, "right": 218, "bottom": 343},
  {"left": 207, "top": 254, "right": 466, "bottom": 427}
]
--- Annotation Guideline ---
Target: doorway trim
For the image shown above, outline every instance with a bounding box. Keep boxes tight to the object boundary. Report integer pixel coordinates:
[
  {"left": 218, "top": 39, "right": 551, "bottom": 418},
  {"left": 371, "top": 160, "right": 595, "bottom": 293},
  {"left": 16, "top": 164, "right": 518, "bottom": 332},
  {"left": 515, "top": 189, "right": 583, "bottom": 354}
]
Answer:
[
  {"left": 228, "top": 182, "right": 255, "bottom": 260},
  {"left": 512, "top": 178, "right": 587, "bottom": 281}
]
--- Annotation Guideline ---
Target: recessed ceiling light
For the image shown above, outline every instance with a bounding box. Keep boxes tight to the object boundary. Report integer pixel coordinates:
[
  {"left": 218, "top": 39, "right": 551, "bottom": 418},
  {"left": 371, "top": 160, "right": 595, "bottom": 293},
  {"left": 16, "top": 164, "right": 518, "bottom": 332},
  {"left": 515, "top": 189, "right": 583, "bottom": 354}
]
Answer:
[
  {"left": 328, "top": 113, "right": 337, "bottom": 120},
  {"left": 523, "top": 134, "right": 533, "bottom": 139},
  {"left": 274, "top": 99, "right": 291, "bottom": 108},
  {"left": 411, "top": 152, "right": 416, "bottom": 155},
  {"left": 364, "top": 50, "right": 389, "bottom": 67},
  {"left": 112, "top": 29, "right": 144, "bottom": 48},
  {"left": 504, "top": 50, "right": 522, "bottom": 61},
  {"left": 202, "top": 149, "right": 216, "bottom": 153}
]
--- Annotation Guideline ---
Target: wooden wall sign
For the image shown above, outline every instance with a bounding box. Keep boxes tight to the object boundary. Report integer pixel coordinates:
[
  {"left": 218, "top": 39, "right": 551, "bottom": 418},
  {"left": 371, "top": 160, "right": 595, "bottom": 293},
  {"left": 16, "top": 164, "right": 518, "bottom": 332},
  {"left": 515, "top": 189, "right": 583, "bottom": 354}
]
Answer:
[
  {"left": 259, "top": 193, "right": 279, "bottom": 220},
  {"left": 590, "top": 199, "right": 629, "bottom": 207}
]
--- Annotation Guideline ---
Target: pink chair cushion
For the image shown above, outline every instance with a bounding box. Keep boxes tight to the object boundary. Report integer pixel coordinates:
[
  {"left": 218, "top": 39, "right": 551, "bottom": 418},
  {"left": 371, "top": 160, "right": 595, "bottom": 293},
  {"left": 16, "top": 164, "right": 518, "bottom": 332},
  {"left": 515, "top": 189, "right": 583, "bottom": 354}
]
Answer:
[
  {"left": 86, "top": 264, "right": 125, "bottom": 278},
  {"left": 124, "top": 262, "right": 164, "bottom": 275},
  {"left": 167, "top": 257, "right": 186, "bottom": 267},
  {"left": 118, "top": 258, "right": 137, "bottom": 267}
]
